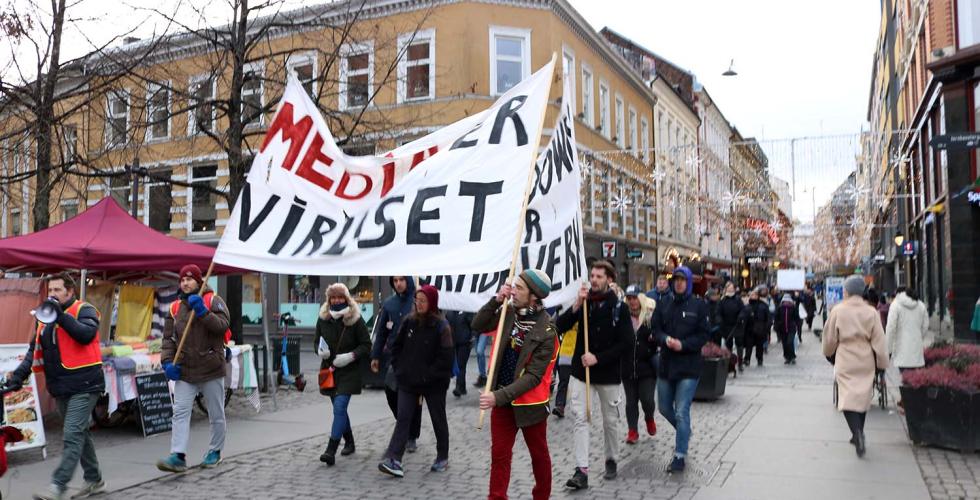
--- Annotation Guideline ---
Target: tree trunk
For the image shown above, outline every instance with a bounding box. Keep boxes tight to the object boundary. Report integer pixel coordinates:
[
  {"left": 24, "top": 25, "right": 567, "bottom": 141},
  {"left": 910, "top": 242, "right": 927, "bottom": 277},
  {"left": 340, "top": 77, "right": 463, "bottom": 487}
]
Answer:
[{"left": 32, "top": 0, "right": 66, "bottom": 232}]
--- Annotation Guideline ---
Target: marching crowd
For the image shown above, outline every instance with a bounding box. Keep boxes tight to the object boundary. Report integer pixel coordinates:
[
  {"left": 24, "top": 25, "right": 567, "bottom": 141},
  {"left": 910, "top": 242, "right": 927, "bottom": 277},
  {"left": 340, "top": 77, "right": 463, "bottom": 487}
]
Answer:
[{"left": 1, "top": 260, "right": 933, "bottom": 500}]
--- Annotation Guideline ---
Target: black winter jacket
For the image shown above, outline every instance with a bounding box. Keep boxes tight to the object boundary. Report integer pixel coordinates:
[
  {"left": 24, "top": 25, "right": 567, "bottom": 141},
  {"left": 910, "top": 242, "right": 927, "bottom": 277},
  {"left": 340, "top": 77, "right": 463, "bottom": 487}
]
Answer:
[
  {"left": 391, "top": 313, "right": 454, "bottom": 394},
  {"left": 12, "top": 298, "right": 104, "bottom": 398},
  {"left": 622, "top": 309, "right": 657, "bottom": 380},
  {"left": 445, "top": 310, "right": 476, "bottom": 347},
  {"left": 556, "top": 289, "right": 632, "bottom": 385},
  {"left": 371, "top": 277, "right": 416, "bottom": 362},
  {"left": 651, "top": 268, "right": 710, "bottom": 381},
  {"left": 746, "top": 299, "right": 772, "bottom": 340},
  {"left": 718, "top": 295, "right": 746, "bottom": 340}
]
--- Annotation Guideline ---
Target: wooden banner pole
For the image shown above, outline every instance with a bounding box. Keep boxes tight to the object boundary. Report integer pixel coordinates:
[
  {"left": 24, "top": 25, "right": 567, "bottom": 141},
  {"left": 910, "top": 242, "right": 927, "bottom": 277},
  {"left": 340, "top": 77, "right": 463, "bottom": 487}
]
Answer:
[
  {"left": 173, "top": 261, "right": 216, "bottom": 365},
  {"left": 477, "top": 53, "right": 557, "bottom": 430},
  {"left": 583, "top": 295, "right": 591, "bottom": 423}
]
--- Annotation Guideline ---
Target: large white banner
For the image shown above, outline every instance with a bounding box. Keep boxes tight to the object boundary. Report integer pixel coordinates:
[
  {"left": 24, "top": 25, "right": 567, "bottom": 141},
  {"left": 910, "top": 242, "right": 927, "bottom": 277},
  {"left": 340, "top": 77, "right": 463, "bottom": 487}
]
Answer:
[
  {"left": 215, "top": 59, "right": 555, "bottom": 275},
  {"left": 422, "top": 88, "right": 586, "bottom": 312}
]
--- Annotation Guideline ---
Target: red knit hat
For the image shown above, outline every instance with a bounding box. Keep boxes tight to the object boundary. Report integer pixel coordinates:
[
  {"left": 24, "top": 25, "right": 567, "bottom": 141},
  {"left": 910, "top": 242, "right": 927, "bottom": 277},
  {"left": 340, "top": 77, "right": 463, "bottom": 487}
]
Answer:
[
  {"left": 416, "top": 285, "right": 439, "bottom": 312},
  {"left": 179, "top": 264, "right": 203, "bottom": 285}
]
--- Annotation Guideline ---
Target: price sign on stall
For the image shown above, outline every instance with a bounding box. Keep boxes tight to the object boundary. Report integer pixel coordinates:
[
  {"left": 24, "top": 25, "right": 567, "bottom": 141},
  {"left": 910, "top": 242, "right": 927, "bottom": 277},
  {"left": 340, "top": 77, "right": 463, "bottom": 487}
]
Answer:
[{"left": 135, "top": 372, "right": 173, "bottom": 437}]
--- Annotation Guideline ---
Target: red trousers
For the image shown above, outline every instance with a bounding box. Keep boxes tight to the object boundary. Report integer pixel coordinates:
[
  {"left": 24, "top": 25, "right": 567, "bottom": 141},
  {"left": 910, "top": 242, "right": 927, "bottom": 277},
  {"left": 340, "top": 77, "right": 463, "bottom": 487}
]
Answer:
[{"left": 488, "top": 405, "right": 551, "bottom": 500}]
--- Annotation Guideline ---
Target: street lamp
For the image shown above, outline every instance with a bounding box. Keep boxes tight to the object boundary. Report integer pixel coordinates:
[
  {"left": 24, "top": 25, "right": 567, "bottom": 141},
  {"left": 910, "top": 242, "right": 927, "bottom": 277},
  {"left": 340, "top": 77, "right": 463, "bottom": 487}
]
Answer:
[
  {"left": 894, "top": 232, "right": 904, "bottom": 247},
  {"left": 722, "top": 59, "right": 737, "bottom": 77}
]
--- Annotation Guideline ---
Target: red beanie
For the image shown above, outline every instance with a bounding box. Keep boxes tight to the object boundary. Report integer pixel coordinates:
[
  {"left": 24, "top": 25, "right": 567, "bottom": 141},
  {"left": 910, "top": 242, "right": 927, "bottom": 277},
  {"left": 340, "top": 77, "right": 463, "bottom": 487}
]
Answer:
[
  {"left": 416, "top": 285, "right": 439, "bottom": 312},
  {"left": 179, "top": 264, "right": 203, "bottom": 285}
]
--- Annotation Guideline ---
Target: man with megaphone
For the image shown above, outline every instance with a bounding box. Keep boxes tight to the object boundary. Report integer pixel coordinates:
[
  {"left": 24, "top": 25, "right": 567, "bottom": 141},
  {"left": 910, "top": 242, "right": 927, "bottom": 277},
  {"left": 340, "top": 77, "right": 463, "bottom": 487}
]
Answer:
[{"left": 4, "top": 273, "right": 105, "bottom": 500}]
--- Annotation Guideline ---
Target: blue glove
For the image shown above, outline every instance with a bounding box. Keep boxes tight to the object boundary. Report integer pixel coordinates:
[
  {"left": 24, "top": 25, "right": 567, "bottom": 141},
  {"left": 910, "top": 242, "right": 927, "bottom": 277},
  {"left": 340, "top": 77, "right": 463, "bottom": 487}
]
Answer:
[
  {"left": 187, "top": 294, "right": 208, "bottom": 318},
  {"left": 163, "top": 361, "right": 182, "bottom": 381}
]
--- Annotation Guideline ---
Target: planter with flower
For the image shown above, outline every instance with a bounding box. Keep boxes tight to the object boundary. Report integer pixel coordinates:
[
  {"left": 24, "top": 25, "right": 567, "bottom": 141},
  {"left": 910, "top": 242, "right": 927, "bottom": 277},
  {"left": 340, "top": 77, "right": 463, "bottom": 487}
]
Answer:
[
  {"left": 695, "top": 343, "right": 731, "bottom": 401},
  {"left": 900, "top": 340, "right": 980, "bottom": 452}
]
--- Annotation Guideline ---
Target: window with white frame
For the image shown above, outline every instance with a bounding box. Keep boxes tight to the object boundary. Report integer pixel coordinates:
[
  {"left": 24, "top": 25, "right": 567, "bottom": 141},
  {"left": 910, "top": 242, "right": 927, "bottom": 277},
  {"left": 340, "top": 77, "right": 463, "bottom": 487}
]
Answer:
[
  {"left": 109, "top": 175, "right": 131, "bottom": 212},
  {"left": 629, "top": 107, "right": 638, "bottom": 154},
  {"left": 562, "top": 47, "right": 576, "bottom": 111},
  {"left": 599, "top": 81, "right": 610, "bottom": 138},
  {"left": 146, "top": 82, "right": 171, "bottom": 140},
  {"left": 10, "top": 208, "right": 21, "bottom": 236},
  {"left": 489, "top": 26, "right": 530, "bottom": 95},
  {"left": 242, "top": 64, "right": 264, "bottom": 126},
  {"left": 398, "top": 29, "right": 435, "bottom": 102},
  {"left": 340, "top": 41, "right": 374, "bottom": 109},
  {"left": 615, "top": 96, "right": 625, "bottom": 148},
  {"left": 641, "top": 117, "right": 650, "bottom": 160},
  {"left": 581, "top": 65, "right": 594, "bottom": 126},
  {"left": 287, "top": 53, "right": 317, "bottom": 98},
  {"left": 61, "top": 199, "right": 78, "bottom": 222},
  {"left": 190, "top": 165, "right": 217, "bottom": 233},
  {"left": 189, "top": 76, "right": 215, "bottom": 135},
  {"left": 147, "top": 169, "right": 173, "bottom": 233},
  {"left": 106, "top": 90, "right": 129, "bottom": 147},
  {"left": 62, "top": 125, "right": 77, "bottom": 163}
]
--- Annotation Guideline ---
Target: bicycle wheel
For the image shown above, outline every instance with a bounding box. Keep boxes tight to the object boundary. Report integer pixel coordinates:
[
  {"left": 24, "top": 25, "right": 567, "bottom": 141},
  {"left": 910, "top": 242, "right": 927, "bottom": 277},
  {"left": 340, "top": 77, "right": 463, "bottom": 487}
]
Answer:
[{"left": 194, "top": 389, "right": 233, "bottom": 415}]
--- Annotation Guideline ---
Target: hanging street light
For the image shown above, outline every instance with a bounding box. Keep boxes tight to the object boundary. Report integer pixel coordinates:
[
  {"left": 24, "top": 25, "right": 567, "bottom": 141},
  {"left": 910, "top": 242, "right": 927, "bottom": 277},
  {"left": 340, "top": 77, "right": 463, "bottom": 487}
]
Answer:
[{"left": 723, "top": 59, "right": 737, "bottom": 76}]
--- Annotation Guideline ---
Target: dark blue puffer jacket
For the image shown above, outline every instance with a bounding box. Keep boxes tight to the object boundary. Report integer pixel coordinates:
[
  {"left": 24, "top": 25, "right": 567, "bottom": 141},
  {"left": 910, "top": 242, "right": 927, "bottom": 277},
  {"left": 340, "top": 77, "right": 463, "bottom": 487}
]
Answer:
[
  {"left": 371, "top": 277, "right": 416, "bottom": 362},
  {"left": 651, "top": 267, "right": 710, "bottom": 381}
]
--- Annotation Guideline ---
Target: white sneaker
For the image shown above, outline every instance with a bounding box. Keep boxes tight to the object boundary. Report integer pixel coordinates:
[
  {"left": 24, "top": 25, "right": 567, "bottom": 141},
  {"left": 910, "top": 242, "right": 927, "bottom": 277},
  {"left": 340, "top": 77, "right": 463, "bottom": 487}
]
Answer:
[
  {"left": 71, "top": 480, "right": 105, "bottom": 499},
  {"left": 32, "top": 484, "right": 66, "bottom": 500}
]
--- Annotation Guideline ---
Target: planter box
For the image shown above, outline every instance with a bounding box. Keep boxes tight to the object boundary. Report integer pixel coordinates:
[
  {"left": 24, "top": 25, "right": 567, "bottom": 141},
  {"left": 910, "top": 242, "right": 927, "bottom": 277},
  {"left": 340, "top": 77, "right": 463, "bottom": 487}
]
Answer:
[
  {"left": 695, "top": 357, "right": 728, "bottom": 401},
  {"left": 901, "top": 385, "right": 980, "bottom": 453}
]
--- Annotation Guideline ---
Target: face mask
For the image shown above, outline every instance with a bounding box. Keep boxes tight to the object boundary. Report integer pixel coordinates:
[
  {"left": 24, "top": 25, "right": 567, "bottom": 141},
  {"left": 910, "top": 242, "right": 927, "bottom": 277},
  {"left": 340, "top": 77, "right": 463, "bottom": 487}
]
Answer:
[{"left": 328, "top": 302, "right": 349, "bottom": 319}]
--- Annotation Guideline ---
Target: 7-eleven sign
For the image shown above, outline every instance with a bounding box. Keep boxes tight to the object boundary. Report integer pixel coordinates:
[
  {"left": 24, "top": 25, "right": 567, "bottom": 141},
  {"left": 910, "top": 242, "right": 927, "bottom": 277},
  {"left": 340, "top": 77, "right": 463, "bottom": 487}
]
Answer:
[{"left": 601, "top": 241, "right": 617, "bottom": 259}]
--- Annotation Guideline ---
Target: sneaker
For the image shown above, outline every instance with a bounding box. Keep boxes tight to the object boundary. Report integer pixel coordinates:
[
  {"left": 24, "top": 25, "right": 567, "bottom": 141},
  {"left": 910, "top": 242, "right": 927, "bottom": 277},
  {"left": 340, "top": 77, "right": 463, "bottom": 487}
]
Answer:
[
  {"left": 565, "top": 468, "right": 588, "bottom": 490},
  {"left": 430, "top": 458, "right": 449, "bottom": 472},
  {"left": 156, "top": 453, "right": 188, "bottom": 473},
  {"left": 646, "top": 418, "right": 657, "bottom": 436},
  {"left": 552, "top": 406, "right": 565, "bottom": 419},
  {"left": 625, "top": 429, "right": 639, "bottom": 444},
  {"left": 379, "top": 458, "right": 404, "bottom": 478},
  {"left": 201, "top": 449, "right": 222, "bottom": 468},
  {"left": 32, "top": 485, "right": 66, "bottom": 500},
  {"left": 406, "top": 439, "right": 418, "bottom": 453},
  {"left": 669, "top": 456, "right": 686, "bottom": 473},
  {"left": 71, "top": 480, "right": 105, "bottom": 499},
  {"left": 604, "top": 459, "right": 618, "bottom": 480}
]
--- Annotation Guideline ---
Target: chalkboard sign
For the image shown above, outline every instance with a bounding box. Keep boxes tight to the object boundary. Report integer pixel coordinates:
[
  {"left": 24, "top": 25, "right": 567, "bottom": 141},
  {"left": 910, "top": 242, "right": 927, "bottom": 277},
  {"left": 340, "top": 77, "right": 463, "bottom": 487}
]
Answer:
[{"left": 135, "top": 373, "right": 173, "bottom": 437}]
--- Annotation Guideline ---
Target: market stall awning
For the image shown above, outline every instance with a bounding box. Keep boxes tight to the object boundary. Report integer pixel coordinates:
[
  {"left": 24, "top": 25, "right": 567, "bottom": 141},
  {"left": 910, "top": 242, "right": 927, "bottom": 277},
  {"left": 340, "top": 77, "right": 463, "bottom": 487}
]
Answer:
[{"left": 0, "top": 197, "right": 239, "bottom": 275}]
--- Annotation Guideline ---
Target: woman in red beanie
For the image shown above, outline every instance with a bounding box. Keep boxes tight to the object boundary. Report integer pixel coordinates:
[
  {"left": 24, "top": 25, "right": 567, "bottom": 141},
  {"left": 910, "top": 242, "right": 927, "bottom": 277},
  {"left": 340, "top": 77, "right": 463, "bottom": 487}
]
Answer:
[{"left": 378, "top": 285, "right": 454, "bottom": 478}]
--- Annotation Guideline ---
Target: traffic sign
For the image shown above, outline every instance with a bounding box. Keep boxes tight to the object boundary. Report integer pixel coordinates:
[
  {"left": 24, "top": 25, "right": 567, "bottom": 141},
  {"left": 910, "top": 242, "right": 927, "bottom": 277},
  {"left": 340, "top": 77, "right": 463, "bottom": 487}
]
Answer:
[{"left": 929, "top": 133, "right": 980, "bottom": 151}]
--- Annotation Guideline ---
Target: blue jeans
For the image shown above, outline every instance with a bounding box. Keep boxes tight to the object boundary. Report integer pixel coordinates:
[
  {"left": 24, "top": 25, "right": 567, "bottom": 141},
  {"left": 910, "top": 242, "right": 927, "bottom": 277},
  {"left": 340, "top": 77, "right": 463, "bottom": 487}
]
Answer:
[
  {"left": 475, "top": 335, "right": 490, "bottom": 378},
  {"left": 657, "top": 377, "right": 699, "bottom": 458},
  {"left": 330, "top": 394, "right": 352, "bottom": 440}
]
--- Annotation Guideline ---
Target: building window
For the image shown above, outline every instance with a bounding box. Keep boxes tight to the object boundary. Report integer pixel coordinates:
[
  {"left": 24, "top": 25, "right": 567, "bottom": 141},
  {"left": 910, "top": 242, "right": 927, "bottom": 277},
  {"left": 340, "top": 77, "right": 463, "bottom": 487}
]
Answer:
[
  {"left": 629, "top": 107, "right": 638, "bottom": 155},
  {"left": 146, "top": 82, "right": 171, "bottom": 140},
  {"left": 106, "top": 90, "right": 129, "bottom": 147},
  {"left": 189, "top": 76, "right": 216, "bottom": 135},
  {"left": 561, "top": 47, "right": 576, "bottom": 112},
  {"left": 340, "top": 41, "right": 374, "bottom": 110},
  {"left": 62, "top": 125, "right": 77, "bottom": 163},
  {"left": 641, "top": 117, "right": 650, "bottom": 161},
  {"left": 958, "top": 1, "right": 980, "bottom": 49},
  {"left": 148, "top": 169, "right": 173, "bottom": 233},
  {"left": 599, "top": 81, "right": 610, "bottom": 138},
  {"left": 109, "top": 175, "right": 131, "bottom": 212},
  {"left": 615, "top": 96, "right": 625, "bottom": 148},
  {"left": 190, "top": 165, "right": 218, "bottom": 233},
  {"left": 489, "top": 26, "right": 530, "bottom": 95},
  {"left": 287, "top": 53, "right": 317, "bottom": 98},
  {"left": 398, "top": 29, "right": 435, "bottom": 102},
  {"left": 341, "top": 143, "right": 376, "bottom": 156},
  {"left": 10, "top": 209, "right": 21, "bottom": 236},
  {"left": 60, "top": 200, "right": 79, "bottom": 222},
  {"left": 581, "top": 65, "right": 594, "bottom": 127},
  {"left": 242, "top": 64, "right": 264, "bottom": 126}
]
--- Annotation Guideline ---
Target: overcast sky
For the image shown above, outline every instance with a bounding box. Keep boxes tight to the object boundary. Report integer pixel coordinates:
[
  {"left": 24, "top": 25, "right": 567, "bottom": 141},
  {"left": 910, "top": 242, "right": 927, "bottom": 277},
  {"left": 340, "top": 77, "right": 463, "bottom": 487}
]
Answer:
[{"left": 3, "top": 0, "right": 880, "bottom": 221}]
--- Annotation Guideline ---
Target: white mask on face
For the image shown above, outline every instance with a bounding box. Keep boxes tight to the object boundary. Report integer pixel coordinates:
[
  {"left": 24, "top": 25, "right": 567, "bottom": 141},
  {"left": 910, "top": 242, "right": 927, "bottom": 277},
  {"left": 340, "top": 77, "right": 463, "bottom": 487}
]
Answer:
[{"left": 329, "top": 307, "right": 350, "bottom": 319}]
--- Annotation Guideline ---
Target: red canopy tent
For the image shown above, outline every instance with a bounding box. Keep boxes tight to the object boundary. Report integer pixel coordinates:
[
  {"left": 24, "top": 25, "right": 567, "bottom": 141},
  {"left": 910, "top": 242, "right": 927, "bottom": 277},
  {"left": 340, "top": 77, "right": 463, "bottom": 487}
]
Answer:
[{"left": 0, "top": 197, "right": 238, "bottom": 276}]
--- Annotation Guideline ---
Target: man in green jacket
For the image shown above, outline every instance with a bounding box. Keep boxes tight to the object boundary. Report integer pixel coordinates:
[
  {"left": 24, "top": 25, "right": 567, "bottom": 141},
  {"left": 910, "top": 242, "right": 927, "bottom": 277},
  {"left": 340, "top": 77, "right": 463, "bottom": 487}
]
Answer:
[{"left": 473, "top": 269, "right": 558, "bottom": 500}]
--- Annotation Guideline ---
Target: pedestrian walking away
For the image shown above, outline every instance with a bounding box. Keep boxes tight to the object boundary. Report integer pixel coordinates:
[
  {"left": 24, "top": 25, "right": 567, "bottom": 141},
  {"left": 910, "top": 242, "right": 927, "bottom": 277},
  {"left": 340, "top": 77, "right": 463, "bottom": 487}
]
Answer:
[
  {"left": 446, "top": 310, "right": 476, "bottom": 398},
  {"left": 157, "top": 264, "right": 232, "bottom": 474},
  {"left": 379, "top": 285, "right": 454, "bottom": 478},
  {"left": 717, "top": 282, "right": 746, "bottom": 366},
  {"left": 555, "top": 260, "right": 632, "bottom": 490},
  {"left": 885, "top": 288, "right": 928, "bottom": 410},
  {"left": 651, "top": 267, "right": 710, "bottom": 473},
  {"left": 775, "top": 293, "right": 801, "bottom": 364},
  {"left": 551, "top": 318, "right": 577, "bottom": 419},
  {"left": 6, "top": 273, "right": 106, "bottom": 500},
  {"left": 370, "top": 276, "right": 423, "bottom": 451},
  {"left": 802, "top": 288, "right": 818, "bottom": 332},
  {"left": 472, "top": 269, "right": 559, "bottom": 500},
  {"left": 743, "top": 289, "right": 771, "bottom": 368},
  {"left": 621, "top": 285, "right": 658, "bottom": 445},
  {"left": 315, "top": 283, "right": 372, "bottom": 466},
  {"left": 822, "top": 276, "right": 889, "bottom": 458}
]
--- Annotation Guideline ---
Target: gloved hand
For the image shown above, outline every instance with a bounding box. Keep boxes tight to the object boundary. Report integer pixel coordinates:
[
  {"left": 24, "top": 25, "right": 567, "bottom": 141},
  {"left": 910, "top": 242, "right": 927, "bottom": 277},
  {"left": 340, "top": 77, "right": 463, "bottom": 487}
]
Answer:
[
  {"left": 187, "top": 294, "right": 208, "bottom": 318},
  {"left": 0, "top": 379, "right": 23, "bottom": 394},
  {"left": 163, "top": 361, "right": 182, "bottom": 381},
  {"left": 316, "top": 338, "right": 331, "bottom": 359},
  {"left": 332, "top": 352, "right": 355, "bottom": 368}
]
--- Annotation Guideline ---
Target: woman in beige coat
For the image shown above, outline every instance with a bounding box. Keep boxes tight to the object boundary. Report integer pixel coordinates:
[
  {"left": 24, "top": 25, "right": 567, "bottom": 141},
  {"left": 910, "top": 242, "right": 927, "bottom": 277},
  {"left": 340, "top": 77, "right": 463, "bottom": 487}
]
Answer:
[{"left": 821, "top": 275, "right": 889, "bottom": 458}]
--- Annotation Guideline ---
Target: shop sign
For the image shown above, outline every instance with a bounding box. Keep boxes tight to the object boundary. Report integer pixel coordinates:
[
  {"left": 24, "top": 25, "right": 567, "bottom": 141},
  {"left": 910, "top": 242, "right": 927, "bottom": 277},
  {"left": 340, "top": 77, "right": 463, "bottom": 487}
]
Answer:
[
  {"left": 602, "top": 241, "right": 617, "bottom": 259},
  {"left": 929, "top": 132, "right": 980, "bottom": 151},
  {"left": 744, "top": 218, "right": 780, "bottom": 244},
  {"left": 902, "top": 240, "right": 919, "bottom": 256},
  {"left": 626, "top": 248, "right": 643, "bottom": 259}
]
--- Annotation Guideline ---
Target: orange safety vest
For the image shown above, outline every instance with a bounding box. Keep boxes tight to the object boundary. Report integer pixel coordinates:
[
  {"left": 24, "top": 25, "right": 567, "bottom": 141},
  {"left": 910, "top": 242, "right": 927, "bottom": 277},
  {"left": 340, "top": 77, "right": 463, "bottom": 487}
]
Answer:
[
  {"left": 169, "top": 292, "right": 232, "bottom": 343},
  {"left": 32, "top": 300, "right": 102, "bottom": 373},
  {"left": 512, "top": 333, "right": 560, "bottom": 407}
]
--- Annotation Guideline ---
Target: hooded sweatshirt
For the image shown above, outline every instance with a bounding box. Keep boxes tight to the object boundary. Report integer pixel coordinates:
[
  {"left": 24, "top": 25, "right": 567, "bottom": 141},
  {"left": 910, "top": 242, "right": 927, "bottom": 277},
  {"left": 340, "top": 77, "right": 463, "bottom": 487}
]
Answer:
[
  {"left": 885, "top": 292, "right": 929, "bottom": 368},
  {"left": 651, "top": 267, "right": 710, "bottom": 381}
]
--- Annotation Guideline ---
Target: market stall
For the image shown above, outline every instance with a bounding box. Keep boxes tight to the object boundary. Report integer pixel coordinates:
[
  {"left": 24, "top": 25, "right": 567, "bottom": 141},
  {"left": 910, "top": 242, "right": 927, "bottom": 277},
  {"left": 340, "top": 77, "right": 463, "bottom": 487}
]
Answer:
[{"left": 0, "top": 198, "right": 260, "bottom": 436}]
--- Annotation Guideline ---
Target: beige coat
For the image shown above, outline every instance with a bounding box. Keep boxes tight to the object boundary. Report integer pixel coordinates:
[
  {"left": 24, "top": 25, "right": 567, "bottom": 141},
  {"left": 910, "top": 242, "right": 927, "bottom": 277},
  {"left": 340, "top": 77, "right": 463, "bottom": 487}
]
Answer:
[{"left": 822, "top": 296, "right": 889, "bottom": 412}]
